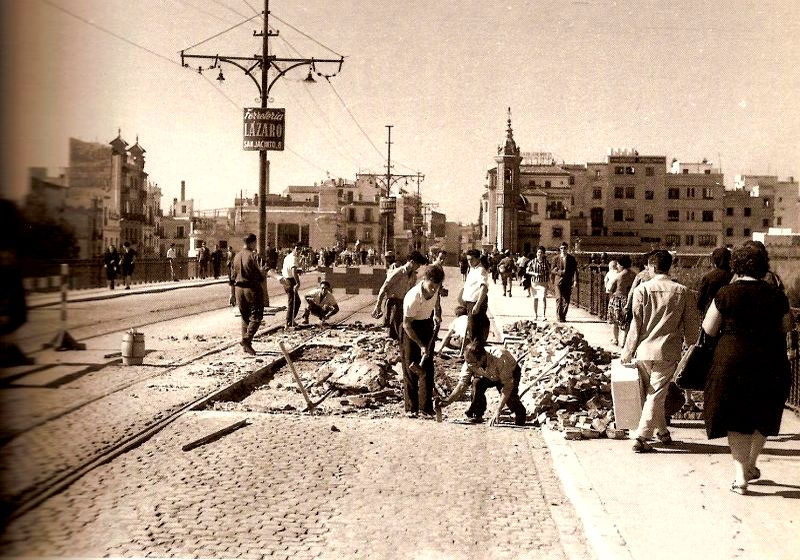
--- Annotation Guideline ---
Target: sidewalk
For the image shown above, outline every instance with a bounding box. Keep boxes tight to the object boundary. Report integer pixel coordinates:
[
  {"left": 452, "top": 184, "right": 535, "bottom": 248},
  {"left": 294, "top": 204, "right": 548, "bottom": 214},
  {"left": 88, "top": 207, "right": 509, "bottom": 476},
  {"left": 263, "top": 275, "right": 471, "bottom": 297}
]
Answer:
[
  {"left": 486, "top": 277, "right": 800, "bottom": 560},
  {"left": 26, "top": 277, "right": 231, "bottom": 309}
]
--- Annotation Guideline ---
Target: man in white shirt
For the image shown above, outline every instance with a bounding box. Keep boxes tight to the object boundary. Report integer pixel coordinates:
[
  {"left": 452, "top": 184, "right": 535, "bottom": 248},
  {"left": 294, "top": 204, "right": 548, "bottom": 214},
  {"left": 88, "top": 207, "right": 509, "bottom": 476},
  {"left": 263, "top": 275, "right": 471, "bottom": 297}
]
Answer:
[
  {"left": 282, "top": 243, "right": 303, "bottom": 329},
  {"left": 438, "top": 340, "right": 526, "bottom": 426},
  {"left": 461, "top": 249, "right": 490, "bottom": 350},
  {"left": 401, "top": 265, "right": 444, "bottom": 417},
  {"left": 301, "top": 280, "right": 339, "bottom": 325},
  {"left": 166, "top": 243, "right": 178, "bottom": 281},
  {"left": 372, "top": 250, "right": 428, "bottom": 340}
]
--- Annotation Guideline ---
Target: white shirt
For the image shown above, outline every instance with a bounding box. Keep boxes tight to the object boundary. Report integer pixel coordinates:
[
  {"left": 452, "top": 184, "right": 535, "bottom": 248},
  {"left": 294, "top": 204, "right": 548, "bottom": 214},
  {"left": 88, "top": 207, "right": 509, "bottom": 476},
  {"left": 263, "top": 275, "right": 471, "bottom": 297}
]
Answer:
[
  {"left": 282, "top": 252, "right": 298, "bottom": 279},
  {"left": 166, "top": 247, "right": 176, "bottom": 259},
  {"left": 462, "top": 265, "right": 489, "bottom": 303},
  {"left": 403, "top": 282, "right": 438, "bottom": 320}
]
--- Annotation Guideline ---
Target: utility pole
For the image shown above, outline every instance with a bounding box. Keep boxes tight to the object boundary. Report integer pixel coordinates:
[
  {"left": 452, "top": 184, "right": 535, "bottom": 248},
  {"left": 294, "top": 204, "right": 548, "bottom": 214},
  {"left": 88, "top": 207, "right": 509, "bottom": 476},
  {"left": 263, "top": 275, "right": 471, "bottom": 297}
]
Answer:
[
  {"left": 357, "top": 125, "right": 422, "bottom": 256},
  {"left": 181, "top": 0, "right": 343, "bottom": 255}
]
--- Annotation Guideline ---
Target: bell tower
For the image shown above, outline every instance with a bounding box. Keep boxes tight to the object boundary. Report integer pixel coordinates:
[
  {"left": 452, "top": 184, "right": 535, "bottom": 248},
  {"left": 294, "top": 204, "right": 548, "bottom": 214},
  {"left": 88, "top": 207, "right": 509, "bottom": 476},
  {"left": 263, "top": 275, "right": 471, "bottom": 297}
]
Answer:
[{"left": 494, "top": 108, "right": 522, "bottom": 252}]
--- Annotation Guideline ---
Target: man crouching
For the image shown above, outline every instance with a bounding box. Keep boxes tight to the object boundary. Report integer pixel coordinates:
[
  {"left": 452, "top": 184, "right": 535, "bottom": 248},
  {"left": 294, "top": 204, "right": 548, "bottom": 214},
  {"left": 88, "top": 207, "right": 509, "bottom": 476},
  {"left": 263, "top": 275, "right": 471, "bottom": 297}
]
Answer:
[
  {"left": 301, "top": 279, "right": 339, "bottom": 325},
  {"left": 438, "top": 341, "right": 526, "bottom": 426}
]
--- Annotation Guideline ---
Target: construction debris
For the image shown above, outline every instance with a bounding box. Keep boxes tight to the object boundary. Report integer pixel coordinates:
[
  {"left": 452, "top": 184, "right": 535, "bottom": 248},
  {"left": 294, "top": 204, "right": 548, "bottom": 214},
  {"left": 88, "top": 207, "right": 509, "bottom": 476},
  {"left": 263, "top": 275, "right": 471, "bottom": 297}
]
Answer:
[{"left": 502, "top": 320, "right": 622, "bottom": 440}]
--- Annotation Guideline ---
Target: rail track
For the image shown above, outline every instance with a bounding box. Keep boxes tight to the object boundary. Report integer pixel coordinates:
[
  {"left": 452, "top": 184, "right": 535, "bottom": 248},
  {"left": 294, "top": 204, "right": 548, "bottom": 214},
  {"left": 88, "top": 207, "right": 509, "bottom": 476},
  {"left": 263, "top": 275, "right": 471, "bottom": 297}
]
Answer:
[{"left": 2, "top": 296, "right": 377, "bottom": 524}]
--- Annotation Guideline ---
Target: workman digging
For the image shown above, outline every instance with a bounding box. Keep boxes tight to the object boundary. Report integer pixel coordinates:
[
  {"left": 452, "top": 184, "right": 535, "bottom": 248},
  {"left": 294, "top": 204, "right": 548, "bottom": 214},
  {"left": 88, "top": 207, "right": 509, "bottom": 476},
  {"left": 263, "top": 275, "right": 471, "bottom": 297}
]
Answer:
[
  {"left": 301, "top": 279, "right": 339, "bottom": 326},
  {"left": 437, "top": 340, "right": 526, "bottom": 427}
]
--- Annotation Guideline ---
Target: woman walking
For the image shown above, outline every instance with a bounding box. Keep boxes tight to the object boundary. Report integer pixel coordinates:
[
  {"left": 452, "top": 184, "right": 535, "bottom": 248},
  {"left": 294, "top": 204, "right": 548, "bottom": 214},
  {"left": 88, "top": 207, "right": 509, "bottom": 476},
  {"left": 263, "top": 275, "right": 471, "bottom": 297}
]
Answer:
[
  {"left": 527, "top": 246, "right": 550, "bottom": 321},
  {"left": 701, "top": 243, "right": 793, "bottom": 495},
  {"left": 607, "top": 255, "right": 635, "bottom": 346}
]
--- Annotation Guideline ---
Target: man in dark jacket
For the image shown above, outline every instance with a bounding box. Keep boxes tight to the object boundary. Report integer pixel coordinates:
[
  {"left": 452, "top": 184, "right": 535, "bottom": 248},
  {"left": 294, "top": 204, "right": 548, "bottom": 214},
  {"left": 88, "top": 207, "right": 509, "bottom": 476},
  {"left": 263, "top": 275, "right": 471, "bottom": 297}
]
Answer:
[
  {"left": 551, "top": 242, "right": 579, "bottom": 322},
  {"left": 231, "top": 234, "right": 265, "bottom": 354}
]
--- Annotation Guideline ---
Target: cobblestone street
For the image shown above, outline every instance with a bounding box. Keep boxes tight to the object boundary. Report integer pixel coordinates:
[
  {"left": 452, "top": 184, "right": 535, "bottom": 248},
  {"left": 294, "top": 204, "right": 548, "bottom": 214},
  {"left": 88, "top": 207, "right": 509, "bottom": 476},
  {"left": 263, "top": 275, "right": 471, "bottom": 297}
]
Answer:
[{"left": 1, "top": 413, "right": 592, "bottom": 559}]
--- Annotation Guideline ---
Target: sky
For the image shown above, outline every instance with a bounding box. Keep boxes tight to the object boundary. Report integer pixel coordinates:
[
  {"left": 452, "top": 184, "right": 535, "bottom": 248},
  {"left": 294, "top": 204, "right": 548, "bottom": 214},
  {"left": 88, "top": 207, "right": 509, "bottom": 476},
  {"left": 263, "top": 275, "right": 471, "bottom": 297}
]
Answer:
[{"left": 2, "top": 0, "right": 799, "bottom": 224}]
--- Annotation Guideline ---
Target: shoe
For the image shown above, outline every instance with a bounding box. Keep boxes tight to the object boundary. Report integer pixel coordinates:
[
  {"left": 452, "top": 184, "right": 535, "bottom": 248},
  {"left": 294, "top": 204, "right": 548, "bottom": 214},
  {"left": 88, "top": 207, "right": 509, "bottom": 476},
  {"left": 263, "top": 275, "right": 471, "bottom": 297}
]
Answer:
[
  {"left": 656, "top": 431, "right": 673, "bottom": 445},
  {"left": 730, "top": 481, "right": 749, "bottom": 495},
  {"left": 632, "top": 437, "right": 653, "bottom": 453},
  {"left": 419, "top": 411, "right": 435, "bottom": 419},
  {"left": 405, "top": 411, "right": 418, "bottom": 419},
  {"left": 468, "top": 416, "right": 484, "bottom": 424},
  {"left": 241, "top": 341, "right": 256, "bottom": 355},
  {"left": 746, "top": 466, "right": 761, "bottom": 481},
  {"left": 301, "top": 315, "right": 309, "bottom": 325}
]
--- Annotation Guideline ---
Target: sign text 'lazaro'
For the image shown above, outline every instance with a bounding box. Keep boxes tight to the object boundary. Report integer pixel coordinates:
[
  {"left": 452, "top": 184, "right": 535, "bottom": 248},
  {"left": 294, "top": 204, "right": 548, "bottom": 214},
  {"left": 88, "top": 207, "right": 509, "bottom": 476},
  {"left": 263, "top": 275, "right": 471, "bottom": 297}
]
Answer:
[{"left": 243, "top": 108, "right": 285, "bottom": 151}]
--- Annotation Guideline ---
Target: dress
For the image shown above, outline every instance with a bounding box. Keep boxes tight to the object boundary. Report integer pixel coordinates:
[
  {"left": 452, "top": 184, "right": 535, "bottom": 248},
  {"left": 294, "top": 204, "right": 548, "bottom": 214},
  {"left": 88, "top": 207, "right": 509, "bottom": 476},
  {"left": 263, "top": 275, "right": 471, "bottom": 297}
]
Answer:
[{"left": 704, "top": 280, "right": 791, "bottom": 439}]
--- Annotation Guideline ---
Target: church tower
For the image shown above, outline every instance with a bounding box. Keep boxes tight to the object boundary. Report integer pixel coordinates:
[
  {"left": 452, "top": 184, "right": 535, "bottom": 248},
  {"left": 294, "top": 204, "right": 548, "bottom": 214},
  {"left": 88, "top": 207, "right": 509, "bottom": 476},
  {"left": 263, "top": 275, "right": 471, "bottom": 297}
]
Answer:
[{"left": 494, "top": 108, "right": 522, "bottom": 252}]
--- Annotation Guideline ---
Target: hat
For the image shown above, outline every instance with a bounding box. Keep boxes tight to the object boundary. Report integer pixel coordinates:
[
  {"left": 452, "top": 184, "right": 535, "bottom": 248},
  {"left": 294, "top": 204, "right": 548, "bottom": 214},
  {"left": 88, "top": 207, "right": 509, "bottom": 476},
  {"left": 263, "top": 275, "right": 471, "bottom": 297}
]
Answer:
[
  {"left": 559, "top": 242, "right": 569, "bottom": 249},
  {"left": 244, "top": 233, "right": 257, "bottom": 244},
  {"left": 319, "top": 279, "right": 331, "bottom": 288}
]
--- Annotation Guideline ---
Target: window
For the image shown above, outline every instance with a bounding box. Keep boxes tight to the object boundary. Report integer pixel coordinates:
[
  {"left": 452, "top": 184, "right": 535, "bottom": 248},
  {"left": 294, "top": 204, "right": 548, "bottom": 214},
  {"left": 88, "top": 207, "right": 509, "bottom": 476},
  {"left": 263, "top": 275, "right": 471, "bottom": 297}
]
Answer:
[
  {"left": 364, "top": 208, "right": 373, "bottom": 223},
  {"left": 686, "top": 188, "right": 696, "bottom": 198},
  {"left": 744, "top": 207, "right": 752, "bottom": 217},
  {"left": 625, "top": 208, "right": 635, "bottom": 221},
  {"left": 704, "top": 169, "right": 711, "bottom": 174},
  {"left": 645, "top": 167, "right": 654, "bottom": 176},
  {"left": 682, "top": 169, "right": 689, "bottom": 174},
  {"left": 625, "top": 186, "right": 635, "bottom": 199},
  {"left": 181, "top": 205, "right": 186, "bottom": 213},
  {"left": 644, "top": 213, "right": 654, "bottom": 224},
  {"left": 532, "top": 202, "right": 539, "bottom": 215},
  {"left": 703, "top": 188, "right": 714, "bottom": 199},
  {"left": 698, "top": 235, "right": 717, "bottom": 247},
  {"left": 726, "top": 207, "right": 734, "bottom": 216},
  {"left": 569, "top": 175, "right": 575, "bottom": 185},
  {"left": 614, "top": 187, "right": 624, "bottom": 199},
  {"left": 685, "top": 211, "right": 695, "bottom": 221},
  {"left": 626, "top": 166, "right": 636, "bottom": 175},
  {"left": 763, "top": 198, "right": 770, "bottom": 207},
  {"left": 594, "top": 170, "right": 601, "bottom": 178},
  {"left": 726, "top": 228, "right": 734, "bottom": 236},
  {"left": 615, "top": 166, "right": 625, "bottom": 175},
  {"left": 545, "top": 180, "right": 551, "bottom": 188},
  {"left": 743, "top": 228, "right": 751, "bottom": 236},
  {"left": 645, "top": 190, "right": 654, "bottom": 200},
  {"left": 592, "top": 188, "right": 602, "bottom": 199},
  {"left": 363, "top": 229, "right": 373, "bottom": 242},
  {"left": 613, "top": 209, "right": 624, "bottom": 222},
  {"left": 347, "top": 228, "right": 357, "bottom": 243},
  {"left": 552, "top": 226, "right": 563, "bottom": 238},
  {"left": 685, "top": 235, "right": 694, "bottom": 246},
  {"left": 348, "top": 208, "right": 356, "bottom": 221},
  {"left": 347, "top": 191, "right": 354, "bottom": 203},
  {"left": 665, "top": 234, "right": 681, "bottom": 246},
  {"left": 777, "top": 217, "right": 783, "bottom": 226},
  {"left": 668, "top": 188, "right": 680, "bottom": 199},
  {"left": 529, "top": 180, "right": 535, "bottom": 186},
  {"left": 762, "top": 219, "right": 769, "bottom": 227},
  {"left": 702, "top": 210, "right": 714, "bottom": 222},
  {"left": 176, "top": 226, "right": 184, "bottom": 238},
  {"left": 484, "top": 225, "right": 488, "bottom": 237},
  {"left": 667, "top": 210, "right": 679, "bottom": 222}
]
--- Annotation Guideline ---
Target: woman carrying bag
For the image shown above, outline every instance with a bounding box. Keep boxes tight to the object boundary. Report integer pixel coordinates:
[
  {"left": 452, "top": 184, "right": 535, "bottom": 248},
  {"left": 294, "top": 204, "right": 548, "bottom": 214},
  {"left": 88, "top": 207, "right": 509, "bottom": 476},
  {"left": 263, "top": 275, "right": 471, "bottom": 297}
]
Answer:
[{"left": 701, "top": 243, "right": 793, "bottom": 495}]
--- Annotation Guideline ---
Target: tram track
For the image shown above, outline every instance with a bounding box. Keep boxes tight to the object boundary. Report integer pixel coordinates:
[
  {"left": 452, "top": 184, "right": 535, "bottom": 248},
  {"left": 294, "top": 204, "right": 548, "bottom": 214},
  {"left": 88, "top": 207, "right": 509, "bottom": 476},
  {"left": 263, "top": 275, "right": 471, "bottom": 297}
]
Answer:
[{"left": 2, "top": 296, "right": 377, "bottom": 524}]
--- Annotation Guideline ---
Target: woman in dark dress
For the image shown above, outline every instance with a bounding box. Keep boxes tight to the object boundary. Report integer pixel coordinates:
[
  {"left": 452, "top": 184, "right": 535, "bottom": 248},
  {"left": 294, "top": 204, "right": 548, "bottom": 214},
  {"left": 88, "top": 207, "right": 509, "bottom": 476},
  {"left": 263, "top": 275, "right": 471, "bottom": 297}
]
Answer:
[{"left": 702, "top": 243, "right": 792, "bottom": 495}]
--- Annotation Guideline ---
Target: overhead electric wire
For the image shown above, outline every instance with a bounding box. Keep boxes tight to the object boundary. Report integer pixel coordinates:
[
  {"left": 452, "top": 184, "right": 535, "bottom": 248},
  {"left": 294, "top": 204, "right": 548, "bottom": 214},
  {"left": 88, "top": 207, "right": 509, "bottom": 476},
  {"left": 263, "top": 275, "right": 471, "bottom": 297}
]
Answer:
[
  {"left": 181, "top": 12, "right": 261, "bottom": 52},
  {"left": 270, "top": 13, "right": 344, "bottom": 58},
  {"left": 39, "top": 0, "right": 181, "bottom": 67},
  {"left": 208, "top": 0, "right": 250, "bottom": 20},
  {"left": 174, "top": 0, "right": 231, "bottom": 24},
  {"left": 324, "top": 79, "right": 385, "bottom": 162}
]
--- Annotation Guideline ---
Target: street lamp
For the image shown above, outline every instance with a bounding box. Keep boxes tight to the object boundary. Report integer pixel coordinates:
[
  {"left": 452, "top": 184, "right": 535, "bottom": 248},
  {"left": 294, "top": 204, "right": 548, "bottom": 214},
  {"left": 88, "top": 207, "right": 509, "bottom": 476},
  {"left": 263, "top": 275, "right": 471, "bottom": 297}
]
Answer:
[{"left": 180, "top": 0, "right": 343, "bottom": 256}]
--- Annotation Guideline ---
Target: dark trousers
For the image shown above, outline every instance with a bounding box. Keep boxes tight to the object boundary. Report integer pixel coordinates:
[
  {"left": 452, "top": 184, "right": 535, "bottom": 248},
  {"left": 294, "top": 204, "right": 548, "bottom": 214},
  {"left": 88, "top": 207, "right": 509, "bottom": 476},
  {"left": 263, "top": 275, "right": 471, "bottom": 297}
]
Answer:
[
  {"left": 465, "top": 365, "right": 526, "bottom": 424},
  {"left": 305, "top": 300, "right": 335, "bottom": 321},
  {"left": 555, "top": 281, "right": 573, "bottom": 322},
  {"left": 464, "top": 300, "right": 490, "bottom": 348},
  {"left": 386, "top": 297, "right": 404, "bottom": 341},
  {"left": 401, "top": 318, "right": 435, "bottom": 414},
  {"left": 236, "top": 286, "right": 264, "bottom": 342},
  {"left": 284, "top": 278, "right": 301, "bottom": 326}
]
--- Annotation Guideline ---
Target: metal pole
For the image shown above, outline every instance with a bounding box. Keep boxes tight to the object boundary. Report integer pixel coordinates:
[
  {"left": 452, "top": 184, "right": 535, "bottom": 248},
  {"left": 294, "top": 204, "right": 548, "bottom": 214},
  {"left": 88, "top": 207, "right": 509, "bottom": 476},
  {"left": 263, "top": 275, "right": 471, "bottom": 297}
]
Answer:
[
  {"left": 257, "top": 0, "right": 269, "bottom": 256},
  {"left": 385, "top": 125, "right": 393, "bottom": 256}
]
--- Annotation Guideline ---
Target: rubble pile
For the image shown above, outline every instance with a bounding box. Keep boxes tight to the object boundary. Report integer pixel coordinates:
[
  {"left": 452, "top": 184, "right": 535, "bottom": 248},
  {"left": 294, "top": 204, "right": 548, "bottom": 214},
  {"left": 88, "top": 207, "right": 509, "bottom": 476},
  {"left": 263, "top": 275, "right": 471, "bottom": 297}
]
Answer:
[{"left": 502, "top": 320, "right": 622, "bottom": 439}]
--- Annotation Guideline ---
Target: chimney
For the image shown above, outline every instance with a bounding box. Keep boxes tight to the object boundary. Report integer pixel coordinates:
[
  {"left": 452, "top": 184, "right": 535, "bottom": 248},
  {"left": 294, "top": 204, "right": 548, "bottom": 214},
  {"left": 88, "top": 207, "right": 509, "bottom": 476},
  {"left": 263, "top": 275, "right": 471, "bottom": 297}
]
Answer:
[{"left": 181, "top": 181, "right": 186, "bottom": 202}]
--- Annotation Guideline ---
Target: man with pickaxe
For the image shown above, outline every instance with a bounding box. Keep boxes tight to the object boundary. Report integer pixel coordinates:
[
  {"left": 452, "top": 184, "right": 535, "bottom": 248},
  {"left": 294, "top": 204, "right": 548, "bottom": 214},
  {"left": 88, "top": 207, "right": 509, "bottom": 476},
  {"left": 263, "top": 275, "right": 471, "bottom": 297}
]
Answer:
[{"left": 401, "top": 265, "right": 444, "bottom": 418}]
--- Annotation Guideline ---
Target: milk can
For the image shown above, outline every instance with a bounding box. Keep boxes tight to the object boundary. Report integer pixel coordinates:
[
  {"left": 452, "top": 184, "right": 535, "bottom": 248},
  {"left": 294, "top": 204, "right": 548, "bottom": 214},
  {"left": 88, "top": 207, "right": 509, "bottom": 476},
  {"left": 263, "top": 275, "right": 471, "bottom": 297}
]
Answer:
[{"left": 121, "top": 329, "right": 145, "bottom": 365}]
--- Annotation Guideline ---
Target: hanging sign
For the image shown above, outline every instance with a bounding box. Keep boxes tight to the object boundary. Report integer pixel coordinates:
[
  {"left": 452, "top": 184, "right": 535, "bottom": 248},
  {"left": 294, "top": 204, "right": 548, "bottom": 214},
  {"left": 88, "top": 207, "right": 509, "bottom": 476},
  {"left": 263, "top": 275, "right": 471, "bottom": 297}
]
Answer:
[{"left": 243, "top": 108, "right": 285, "bottom": 151}]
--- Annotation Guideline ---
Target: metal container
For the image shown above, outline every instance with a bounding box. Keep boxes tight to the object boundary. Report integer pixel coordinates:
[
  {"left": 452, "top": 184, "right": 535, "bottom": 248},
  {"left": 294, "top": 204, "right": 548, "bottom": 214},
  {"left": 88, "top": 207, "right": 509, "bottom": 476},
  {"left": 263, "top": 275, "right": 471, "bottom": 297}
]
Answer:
[{"left": 121, "top": 330, "right": 145, "bottom": 365}]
